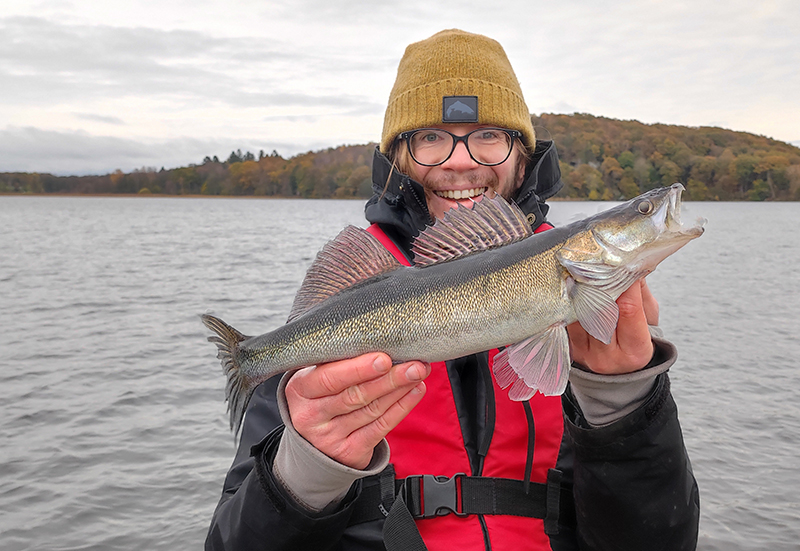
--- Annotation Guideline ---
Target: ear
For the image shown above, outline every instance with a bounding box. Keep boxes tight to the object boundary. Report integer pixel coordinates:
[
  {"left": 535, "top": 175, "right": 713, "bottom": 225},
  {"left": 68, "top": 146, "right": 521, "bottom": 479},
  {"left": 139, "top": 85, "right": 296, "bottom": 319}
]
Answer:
[{"left": 514, "top": 150, "right": 527, "bottom": 190}]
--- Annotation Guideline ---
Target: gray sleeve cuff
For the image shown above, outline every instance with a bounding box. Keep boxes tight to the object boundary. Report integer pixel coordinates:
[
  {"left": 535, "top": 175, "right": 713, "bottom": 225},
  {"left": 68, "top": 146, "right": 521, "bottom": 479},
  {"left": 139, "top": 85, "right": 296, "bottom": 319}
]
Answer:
[
  {"left": 271, "top": 370, "right": 391, "bottom": 513},
  {"left": 568, "top": 327, "right": 677, "bottom": 427}
]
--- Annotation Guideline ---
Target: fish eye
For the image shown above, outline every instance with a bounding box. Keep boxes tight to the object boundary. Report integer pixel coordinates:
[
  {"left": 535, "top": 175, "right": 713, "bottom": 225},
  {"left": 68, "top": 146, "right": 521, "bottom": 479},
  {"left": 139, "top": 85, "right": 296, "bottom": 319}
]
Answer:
[{"left": 636, "top": 200, "right": 653, "bottom": 215}]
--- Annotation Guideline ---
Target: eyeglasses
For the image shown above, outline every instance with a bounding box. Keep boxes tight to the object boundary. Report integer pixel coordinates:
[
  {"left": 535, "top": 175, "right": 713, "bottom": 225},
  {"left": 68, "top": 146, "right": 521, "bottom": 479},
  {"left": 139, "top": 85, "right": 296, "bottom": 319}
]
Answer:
[{"left": 398, "top": 127, "right": 521, "bottom": 167}]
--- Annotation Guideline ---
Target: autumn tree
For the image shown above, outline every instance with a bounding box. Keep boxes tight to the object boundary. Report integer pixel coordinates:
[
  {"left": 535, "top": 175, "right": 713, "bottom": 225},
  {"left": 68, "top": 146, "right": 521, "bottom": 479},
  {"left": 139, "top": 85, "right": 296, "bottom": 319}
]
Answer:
[{"left": 6, "top": 117, "right": 799, "bottom": 201}]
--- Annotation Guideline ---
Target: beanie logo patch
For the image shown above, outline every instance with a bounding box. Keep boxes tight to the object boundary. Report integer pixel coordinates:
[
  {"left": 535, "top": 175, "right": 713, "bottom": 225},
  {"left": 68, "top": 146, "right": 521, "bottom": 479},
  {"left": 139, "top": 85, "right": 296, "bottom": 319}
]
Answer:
[{"left": 442, "top": 96, "right": 478, "bottom": 123}]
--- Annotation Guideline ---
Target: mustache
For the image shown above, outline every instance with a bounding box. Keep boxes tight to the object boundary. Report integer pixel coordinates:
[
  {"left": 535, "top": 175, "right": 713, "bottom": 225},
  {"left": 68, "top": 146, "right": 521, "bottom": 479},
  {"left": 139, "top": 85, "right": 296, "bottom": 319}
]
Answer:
[{"left": 423, "top": 171, "right": 499, "bottom": 190}]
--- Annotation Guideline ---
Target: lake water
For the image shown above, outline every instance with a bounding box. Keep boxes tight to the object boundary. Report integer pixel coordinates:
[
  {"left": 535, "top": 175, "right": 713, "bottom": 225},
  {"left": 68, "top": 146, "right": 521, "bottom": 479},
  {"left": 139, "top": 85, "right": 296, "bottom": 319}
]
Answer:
[{"left": 1, "top": 195, "right": 798, "bottom": 550}]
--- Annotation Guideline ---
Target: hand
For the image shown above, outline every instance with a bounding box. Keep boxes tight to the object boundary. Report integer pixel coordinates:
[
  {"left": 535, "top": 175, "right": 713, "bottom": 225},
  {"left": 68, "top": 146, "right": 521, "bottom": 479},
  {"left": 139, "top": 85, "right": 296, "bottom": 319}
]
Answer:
[
  {"left": 284, "top": 352, "right": 429, "bottom": 470},
  {"left": 567, "top": 279, "right": 659, "bottom": 375}
]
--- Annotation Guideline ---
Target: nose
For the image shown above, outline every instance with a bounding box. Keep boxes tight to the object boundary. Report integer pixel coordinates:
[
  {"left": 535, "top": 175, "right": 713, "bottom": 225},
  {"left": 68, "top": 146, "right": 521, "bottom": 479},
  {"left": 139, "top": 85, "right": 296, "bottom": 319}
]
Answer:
[{"left": 441, "top": 139, "right": 477, "bottom": 170}]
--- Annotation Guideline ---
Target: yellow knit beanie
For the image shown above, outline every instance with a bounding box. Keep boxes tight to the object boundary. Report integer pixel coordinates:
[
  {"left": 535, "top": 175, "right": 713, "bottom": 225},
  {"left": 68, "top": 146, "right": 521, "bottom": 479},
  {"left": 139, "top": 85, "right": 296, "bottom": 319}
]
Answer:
[{"left": 380, "top": 29, "right": 535, "bottom": 154}]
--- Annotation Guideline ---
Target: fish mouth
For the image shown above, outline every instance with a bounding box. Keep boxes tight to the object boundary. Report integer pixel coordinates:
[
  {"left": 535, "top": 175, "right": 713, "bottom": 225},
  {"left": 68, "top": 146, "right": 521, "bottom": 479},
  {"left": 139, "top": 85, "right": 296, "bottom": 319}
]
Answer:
[
  {"left": 591, "top": 183, "right": 705, "bottom": 259},
  {"left": 665, "top": 183, "right": 706, "bottom": 237},
  {"left": 434, "top": 187, "right": 489, "bottom": 200}
]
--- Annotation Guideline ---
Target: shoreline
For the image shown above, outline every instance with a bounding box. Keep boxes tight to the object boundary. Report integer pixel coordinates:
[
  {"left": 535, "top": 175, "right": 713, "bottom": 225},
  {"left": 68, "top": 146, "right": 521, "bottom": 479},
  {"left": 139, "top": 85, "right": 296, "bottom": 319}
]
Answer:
[
  {"left": 0, "top": 192, "right": 770, "bottom": 202},
  {"left": 0, "top": 192, "right": 584, "bottom": 201},
  {"left": 0, "top": 193, "right": 367, "bottom": 200}
]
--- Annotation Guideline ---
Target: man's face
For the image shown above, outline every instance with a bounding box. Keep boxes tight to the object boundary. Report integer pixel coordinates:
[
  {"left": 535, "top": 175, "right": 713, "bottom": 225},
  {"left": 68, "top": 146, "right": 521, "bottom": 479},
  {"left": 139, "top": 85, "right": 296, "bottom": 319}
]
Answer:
[{"left": 403, "top": 124, "right": 526, "bottom": 221}]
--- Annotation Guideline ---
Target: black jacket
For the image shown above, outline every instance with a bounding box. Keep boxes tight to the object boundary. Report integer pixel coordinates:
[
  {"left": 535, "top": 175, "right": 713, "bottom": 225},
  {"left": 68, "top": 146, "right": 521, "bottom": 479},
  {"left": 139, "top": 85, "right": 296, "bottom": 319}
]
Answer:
[{"left": 206, "top": 144, "right": 700, "bottom": 550}]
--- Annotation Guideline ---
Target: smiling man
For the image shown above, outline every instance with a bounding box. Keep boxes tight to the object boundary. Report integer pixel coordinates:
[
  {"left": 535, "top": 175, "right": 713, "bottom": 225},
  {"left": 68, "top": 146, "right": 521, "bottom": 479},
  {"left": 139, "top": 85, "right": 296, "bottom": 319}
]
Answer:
[
  {"left": 391, "top": 124, "right": 526, "bottom": 220},
  {"left": 206, "top": 29, "right": 699, "bottom": 551}
]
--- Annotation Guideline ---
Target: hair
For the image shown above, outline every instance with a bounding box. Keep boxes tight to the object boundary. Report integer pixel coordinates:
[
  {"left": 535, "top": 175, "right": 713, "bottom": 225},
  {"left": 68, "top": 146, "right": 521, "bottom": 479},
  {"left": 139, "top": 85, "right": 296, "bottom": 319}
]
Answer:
[{"left": 389, "top": 139, "right": 413, "bottom": 178}]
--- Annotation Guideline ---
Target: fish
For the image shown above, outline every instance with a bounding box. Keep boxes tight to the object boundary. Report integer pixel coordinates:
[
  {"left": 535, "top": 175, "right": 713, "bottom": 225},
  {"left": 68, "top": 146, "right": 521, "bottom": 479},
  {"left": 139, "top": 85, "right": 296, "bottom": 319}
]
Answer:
[{"left": 203, "top": 183, "right": 705, "bottom": 434}]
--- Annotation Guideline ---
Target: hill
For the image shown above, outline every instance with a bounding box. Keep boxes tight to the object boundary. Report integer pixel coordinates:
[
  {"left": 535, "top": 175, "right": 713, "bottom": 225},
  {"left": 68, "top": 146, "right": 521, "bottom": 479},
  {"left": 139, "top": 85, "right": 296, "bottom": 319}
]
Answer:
[
  {"left": 534, "top": 113, "right": 800, "bottom": 201},
  {"left": 3, "top": 114, "right": 799, "bottom": 200}
]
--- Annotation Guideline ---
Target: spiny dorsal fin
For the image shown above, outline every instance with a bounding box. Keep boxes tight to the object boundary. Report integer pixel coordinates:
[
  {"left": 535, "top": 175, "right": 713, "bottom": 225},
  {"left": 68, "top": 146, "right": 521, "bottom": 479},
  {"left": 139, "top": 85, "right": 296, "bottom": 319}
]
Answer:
[
  {"left": 287, "top": 225, "right": 402, "bottom": 322},
  {"left": 411, "top": 195, "right": 533, "bottom": 267}
]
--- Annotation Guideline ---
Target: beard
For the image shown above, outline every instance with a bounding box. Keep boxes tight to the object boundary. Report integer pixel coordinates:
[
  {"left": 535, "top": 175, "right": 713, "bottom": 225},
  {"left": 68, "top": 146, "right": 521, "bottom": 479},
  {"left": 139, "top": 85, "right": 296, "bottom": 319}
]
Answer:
[{"left": 423, "top": 170, "right": 498, "bottom": 193}]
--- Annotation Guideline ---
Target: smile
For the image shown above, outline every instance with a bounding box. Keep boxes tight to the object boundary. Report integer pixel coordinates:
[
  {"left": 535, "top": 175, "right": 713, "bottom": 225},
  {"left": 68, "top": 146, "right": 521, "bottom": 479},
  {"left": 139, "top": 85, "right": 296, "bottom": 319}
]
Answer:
[{"left": 434, "top": 187, "right": 488, "bottom": 200}]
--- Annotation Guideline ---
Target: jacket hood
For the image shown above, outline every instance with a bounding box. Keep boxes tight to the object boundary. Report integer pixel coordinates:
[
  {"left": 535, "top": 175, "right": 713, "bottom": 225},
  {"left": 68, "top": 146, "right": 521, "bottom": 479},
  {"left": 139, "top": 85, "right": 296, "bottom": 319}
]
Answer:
[{"left": 364, "top": 140, "right": 564, "bottom": 246}]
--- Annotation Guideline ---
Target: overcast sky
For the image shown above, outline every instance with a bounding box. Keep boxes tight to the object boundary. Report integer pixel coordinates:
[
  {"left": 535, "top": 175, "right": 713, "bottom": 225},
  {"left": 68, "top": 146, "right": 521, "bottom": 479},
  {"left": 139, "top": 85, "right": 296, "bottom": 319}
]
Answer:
[{"left": 1, "top": 0, "right": 798, "bottom": 175}]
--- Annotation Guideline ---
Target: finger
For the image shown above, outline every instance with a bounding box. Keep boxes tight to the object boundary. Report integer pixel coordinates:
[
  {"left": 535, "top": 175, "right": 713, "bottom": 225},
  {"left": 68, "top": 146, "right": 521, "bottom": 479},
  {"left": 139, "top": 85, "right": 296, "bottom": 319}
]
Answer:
[
  {"left": 613, "top": 282, "right": 653, "bottom": 362},
  {"left": 566, "top": 320, "right": 590, "bottom": 357},
  {"left": 292, "top": 352, "right": 393, "bottom": 399},
  {"left": 332, "top": 377, "right": 425, "bottom": 435},
  {"left": 334, "top": 361, "right": 429, "bottom": 416},
  {"left": 640, "top": 279, "right": 659, "bottom": 326},
  {"left": 341, "top": 382, "right": 427, "bottom": 464},
  {"left": 295, "top": 377, "right": 427, "bottom": 469}
]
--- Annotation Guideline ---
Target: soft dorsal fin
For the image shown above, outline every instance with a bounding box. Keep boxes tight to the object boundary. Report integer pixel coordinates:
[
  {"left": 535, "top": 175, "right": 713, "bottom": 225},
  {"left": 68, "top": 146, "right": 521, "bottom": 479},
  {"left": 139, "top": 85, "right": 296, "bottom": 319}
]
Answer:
[
  {"left": 287, "top": 225, "right": 402, "bottom": 322},
  {"left": 411, "top": 195, "right": 533, "bottom": 267}
]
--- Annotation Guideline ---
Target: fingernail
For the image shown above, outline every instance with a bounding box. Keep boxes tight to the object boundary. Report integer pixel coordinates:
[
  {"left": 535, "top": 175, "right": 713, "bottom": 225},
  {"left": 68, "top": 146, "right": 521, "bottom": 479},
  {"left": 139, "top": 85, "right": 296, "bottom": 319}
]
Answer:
[
  {"left": 374, "top": 355, "right": 391, "bottom": 373},
  {"left": 406, "top": 363, "right": 427, "bottom": 382}
]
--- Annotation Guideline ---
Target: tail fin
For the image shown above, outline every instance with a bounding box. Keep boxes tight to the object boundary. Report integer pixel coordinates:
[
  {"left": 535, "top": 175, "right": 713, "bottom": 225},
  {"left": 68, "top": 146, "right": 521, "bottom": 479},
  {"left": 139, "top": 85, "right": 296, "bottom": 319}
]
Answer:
[{"left": 201, "top": 314, "right": 254, "bottom": 436}]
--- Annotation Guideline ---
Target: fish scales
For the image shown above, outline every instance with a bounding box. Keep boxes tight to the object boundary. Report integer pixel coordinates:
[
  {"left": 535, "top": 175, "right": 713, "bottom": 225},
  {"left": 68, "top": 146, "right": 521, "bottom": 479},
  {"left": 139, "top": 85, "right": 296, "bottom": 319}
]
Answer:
[
  {"left": 203, "top": 184, "right": 705, "bottom": 433},
  {"left": 252, "top": 235, "right": 567, "bottom": 366}
]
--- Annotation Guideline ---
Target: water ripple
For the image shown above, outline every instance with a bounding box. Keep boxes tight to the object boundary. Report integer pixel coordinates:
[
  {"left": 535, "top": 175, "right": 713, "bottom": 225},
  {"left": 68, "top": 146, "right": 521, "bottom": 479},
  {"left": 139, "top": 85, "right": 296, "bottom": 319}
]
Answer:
[{"left": 2, "top": 197, "right": 799, "bottom": 550}]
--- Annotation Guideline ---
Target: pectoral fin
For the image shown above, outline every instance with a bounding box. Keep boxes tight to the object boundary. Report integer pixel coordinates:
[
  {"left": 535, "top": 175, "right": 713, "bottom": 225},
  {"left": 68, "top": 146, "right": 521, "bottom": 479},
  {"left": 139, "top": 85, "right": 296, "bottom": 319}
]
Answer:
[
  {"left": 568, "top": 279, "right": 619, "bottom": 345},
  {"left": 492, "top": 324, "right": 570, "bottom": 399},
  {"left": 557, "top": 240, "right": 644, "bottom": 310}
]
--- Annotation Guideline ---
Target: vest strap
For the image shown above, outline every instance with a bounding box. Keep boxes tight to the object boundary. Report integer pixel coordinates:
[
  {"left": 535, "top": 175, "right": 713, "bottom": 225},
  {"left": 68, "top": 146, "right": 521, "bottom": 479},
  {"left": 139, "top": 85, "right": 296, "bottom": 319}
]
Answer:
[
  {"left": 350, "top": 468, "right": 575, "bottom": 545},
  {"left": 402, "top": 470, "right": 571, "bottom": 527},
  {"left": 383, "top": 484, "right": 428, "bottom": 551}
]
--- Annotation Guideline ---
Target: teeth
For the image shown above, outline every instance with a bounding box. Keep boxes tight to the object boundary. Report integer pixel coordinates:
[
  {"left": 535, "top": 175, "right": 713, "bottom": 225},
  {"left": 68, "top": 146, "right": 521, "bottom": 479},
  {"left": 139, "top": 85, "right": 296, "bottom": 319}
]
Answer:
[{"left": 434, "top": 187, "right": 488, "bottom": 200}]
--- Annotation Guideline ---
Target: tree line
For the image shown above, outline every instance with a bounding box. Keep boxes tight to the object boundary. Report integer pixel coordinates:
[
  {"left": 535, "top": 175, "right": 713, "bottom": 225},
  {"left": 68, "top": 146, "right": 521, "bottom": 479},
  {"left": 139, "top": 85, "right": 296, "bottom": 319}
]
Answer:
[
  {"left": 3, "top": 114, "right": 799, "bottom": 200},
  {"left": 0, "top": 145, "right": 376, "bottom": 199},
  {"left": 534, "top": 113, "right": 800, "bottom": 201}
]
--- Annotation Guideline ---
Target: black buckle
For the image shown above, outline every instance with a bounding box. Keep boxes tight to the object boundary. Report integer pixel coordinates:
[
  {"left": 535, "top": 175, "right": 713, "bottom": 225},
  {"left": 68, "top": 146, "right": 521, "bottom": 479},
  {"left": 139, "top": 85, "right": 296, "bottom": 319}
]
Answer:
[{"left": 413, "top": 474, "right": 467, "bottom": 518}]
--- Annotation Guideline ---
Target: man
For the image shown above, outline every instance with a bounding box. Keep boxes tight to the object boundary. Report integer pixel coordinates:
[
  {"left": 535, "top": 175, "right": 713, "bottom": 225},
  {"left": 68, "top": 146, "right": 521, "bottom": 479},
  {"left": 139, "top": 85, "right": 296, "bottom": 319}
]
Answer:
[{"left": 206, "top": 29, "right": 699, "bottom": 550}]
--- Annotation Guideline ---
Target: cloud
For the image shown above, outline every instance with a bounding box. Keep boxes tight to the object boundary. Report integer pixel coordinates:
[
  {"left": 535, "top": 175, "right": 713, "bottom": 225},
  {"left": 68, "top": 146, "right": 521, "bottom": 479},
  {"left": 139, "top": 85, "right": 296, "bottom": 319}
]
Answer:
[
  {"left": 0, "top": 16, "right": 383, "bottom": 111},
  {"left": 73, "top": 113, "right": 126, "bottom": 125},
  {"left": 0, "top": 126, "right": 312, "bottom": 175},
  {"left": 1, "top": 2, "right": 798, "bottom": 174}
]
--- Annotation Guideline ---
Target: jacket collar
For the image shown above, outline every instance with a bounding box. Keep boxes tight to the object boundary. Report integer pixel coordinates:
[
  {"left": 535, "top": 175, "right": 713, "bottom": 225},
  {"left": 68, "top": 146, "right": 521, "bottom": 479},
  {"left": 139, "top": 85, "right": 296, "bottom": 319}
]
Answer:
[{"left": 364, "top": 141, "right": 564, "bottom": 247}]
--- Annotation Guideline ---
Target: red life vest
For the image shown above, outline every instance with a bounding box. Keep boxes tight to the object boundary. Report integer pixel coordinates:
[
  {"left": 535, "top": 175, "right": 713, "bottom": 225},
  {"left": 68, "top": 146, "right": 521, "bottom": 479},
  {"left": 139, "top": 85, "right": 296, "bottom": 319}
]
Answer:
[{"left": 366, "top": 223, "right": 563, "bottom": 551}]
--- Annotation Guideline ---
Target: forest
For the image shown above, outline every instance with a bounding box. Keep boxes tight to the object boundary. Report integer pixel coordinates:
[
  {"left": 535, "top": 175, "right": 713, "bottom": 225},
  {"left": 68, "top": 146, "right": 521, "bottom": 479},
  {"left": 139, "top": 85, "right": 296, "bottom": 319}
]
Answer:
[{"left": 3, "top": 113, "right": 799, "bottom": 201}]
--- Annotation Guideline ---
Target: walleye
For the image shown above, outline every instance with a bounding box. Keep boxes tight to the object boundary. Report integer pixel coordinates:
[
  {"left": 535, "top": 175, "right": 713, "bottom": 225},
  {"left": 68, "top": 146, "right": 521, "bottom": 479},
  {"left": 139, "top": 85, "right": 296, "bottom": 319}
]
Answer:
[{"left": 203, "top": 183, "right": 704, "bottom": 434}]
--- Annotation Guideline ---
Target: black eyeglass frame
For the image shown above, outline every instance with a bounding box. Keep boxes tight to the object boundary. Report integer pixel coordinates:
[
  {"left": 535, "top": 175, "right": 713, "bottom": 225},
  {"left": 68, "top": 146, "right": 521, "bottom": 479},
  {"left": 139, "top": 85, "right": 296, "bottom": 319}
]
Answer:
[{"left": 397, "top": 127, "right": 522, "bottom": 167}]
